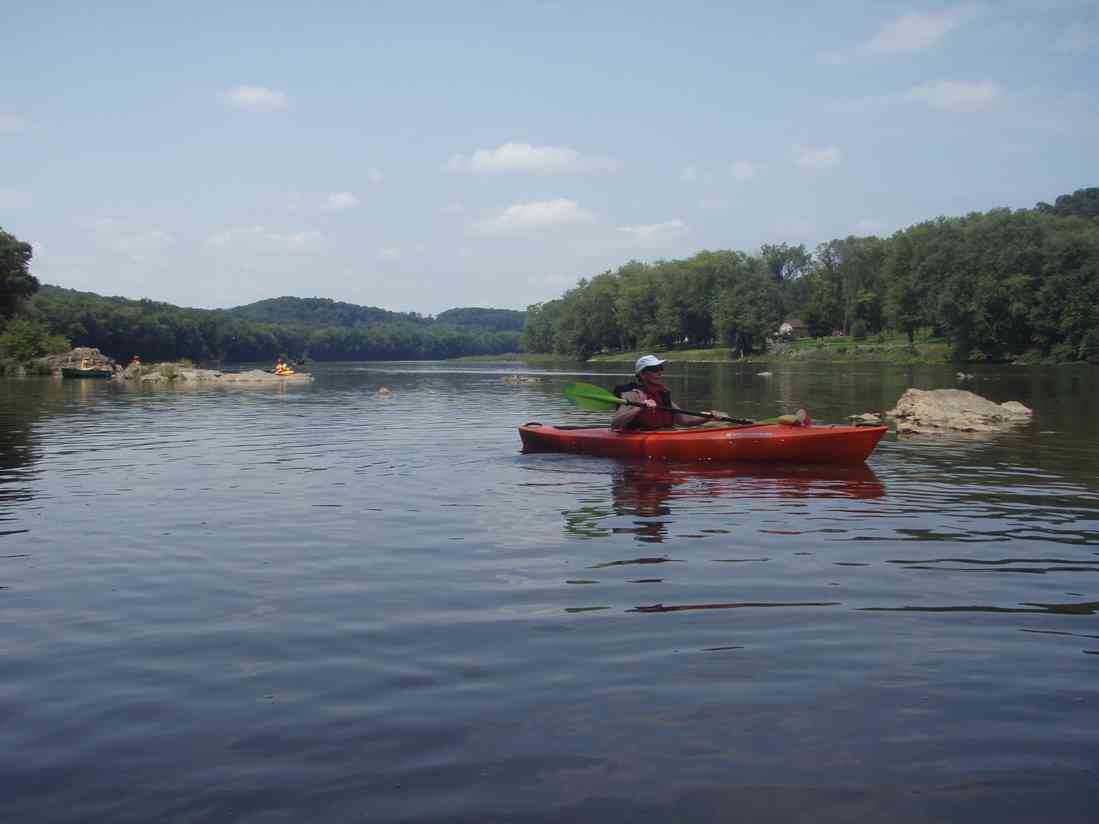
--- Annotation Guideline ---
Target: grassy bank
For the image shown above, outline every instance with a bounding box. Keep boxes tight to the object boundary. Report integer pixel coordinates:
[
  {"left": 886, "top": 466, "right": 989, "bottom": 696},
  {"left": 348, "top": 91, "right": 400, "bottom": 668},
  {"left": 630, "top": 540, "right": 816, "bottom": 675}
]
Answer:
[{"left": 588, "top": 335, "right": 952, "bottom": 365}]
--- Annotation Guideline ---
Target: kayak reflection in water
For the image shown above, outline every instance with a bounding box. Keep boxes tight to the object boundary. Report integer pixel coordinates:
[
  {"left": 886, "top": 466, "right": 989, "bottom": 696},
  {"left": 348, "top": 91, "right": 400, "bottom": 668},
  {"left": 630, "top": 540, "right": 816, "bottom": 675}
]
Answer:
[{"left": 611, "top": 355, "right": 728, "bottom": 431}]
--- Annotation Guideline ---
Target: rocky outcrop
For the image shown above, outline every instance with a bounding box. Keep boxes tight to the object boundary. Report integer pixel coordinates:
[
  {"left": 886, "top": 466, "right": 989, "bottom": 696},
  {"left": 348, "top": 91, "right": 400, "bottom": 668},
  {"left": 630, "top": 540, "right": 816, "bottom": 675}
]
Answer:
[
  {"left": 123, "top": 366, "right": 313, "bottom": 385},
  {"left": 44, "top": 347, "right": 119, "bottom": 375},
  {"left": 886, "top": 388, "right": 1032, "bottom": 434}
]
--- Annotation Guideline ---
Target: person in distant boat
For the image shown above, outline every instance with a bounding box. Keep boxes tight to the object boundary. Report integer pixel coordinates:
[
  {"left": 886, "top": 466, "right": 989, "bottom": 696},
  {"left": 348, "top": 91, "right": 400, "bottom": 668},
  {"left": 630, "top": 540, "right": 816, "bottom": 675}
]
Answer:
[
  {"left": 611, "top": 355, "right": 727, "bottom": 431},
  {"left": 130, "top": 355, "right": 141, "bottom": 367},
  {"left": 274, "top": 358, "right": 294, "bottom": 376}
]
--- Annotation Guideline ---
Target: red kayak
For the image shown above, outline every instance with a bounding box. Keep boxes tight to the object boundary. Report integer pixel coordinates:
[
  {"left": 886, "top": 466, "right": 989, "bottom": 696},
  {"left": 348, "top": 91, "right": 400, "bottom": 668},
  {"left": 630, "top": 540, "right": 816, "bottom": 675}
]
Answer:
[{"left": 519, "top": 422, "right": 887, "bottom": 465}]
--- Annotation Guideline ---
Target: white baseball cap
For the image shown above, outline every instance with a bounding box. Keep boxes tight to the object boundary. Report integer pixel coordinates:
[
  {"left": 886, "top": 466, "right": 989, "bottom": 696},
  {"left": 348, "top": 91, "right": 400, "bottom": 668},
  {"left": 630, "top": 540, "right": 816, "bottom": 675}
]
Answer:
[{"left": 635, "top": 354, "right": 667, "bottom": 373}]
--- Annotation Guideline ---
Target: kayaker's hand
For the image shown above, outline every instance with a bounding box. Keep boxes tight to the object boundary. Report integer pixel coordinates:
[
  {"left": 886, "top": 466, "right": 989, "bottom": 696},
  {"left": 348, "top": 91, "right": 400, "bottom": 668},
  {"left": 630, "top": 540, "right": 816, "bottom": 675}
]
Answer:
[
  {"left": 709, "top": 410, "right": 729, "bottom": 419},
  {"left": 644, "top": 399, "right": 657, "bottom": 408}
]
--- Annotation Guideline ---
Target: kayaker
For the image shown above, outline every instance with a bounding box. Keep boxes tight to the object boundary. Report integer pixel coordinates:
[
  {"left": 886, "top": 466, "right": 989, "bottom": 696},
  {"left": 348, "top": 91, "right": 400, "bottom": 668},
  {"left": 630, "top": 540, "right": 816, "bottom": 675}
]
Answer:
[
  {"left": 611, "top": 355, "right": 728, "bottom": 431},
  {"left": 274, "top": 358, "right": 294, "bottom": 376}
]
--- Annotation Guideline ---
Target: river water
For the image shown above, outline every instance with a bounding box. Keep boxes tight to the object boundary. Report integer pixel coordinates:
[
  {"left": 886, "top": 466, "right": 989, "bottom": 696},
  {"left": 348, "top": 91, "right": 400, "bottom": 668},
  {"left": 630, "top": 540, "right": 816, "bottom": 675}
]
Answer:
[{"left": 2, "top": 361, "right": 1098, "bottom": 822}]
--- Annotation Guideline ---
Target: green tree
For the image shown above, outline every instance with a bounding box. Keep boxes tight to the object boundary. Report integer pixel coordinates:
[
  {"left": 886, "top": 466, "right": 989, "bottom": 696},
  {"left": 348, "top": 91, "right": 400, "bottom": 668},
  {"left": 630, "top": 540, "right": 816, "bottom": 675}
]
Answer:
[{"left": 0, "top": 228, "right": 39, "bottom": 324}]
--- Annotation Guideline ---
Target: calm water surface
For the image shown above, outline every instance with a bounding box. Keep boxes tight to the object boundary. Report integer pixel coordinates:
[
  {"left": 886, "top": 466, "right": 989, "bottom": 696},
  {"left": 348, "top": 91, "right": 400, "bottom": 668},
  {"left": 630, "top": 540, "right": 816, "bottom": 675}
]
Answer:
[{"left": 2, "top": 361, "right": 1098, "bottom": 822}]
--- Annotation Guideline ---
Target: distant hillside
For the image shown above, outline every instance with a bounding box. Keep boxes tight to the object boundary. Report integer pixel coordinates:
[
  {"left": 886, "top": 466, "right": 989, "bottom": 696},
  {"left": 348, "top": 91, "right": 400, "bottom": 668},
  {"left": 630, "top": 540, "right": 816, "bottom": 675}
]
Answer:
[
  {"left": 22, "top": 286, "right": 522, "bottom": 362},
  {"left": 434, "top": 307, "right": 526, "bottom": 332},
  {"left": 227, "top": 296, "right": 428, "bottom": 328}
]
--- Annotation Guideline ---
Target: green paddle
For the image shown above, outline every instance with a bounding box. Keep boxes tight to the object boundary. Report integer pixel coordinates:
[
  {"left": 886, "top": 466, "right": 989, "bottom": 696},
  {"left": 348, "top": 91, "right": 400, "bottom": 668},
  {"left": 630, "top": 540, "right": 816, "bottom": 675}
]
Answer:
[{"left": 564, "top": 381, "right": 763, "bottom": 425}]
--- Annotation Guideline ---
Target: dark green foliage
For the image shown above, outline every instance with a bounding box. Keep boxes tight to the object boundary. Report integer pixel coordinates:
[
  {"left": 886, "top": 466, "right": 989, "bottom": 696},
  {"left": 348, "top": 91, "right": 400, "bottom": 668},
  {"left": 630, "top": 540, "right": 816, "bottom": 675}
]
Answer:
[
  {"left": 0, "top": 228, "right": 40, "bottom": 323},
  {"left": 1036, "top": 187, "right": 1099, "bottom": 220},
  {"left": 434, "top": 307, "right": 526, "bottom": 332},
  {"left": 522, "top": 186, "right": 1099, "bottom": 363},
  {"left": 19, "top": 285, "right": 520, "bottom": 363},
  {"left": 0, "top": 317, "right": 68, "bottom": 365}
]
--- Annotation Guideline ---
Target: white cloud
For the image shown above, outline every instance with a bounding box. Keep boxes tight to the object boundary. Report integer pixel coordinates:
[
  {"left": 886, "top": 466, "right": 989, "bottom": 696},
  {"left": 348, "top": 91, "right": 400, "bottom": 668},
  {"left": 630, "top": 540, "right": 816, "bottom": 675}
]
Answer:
[
  {"left": 617, "top": 219, "right": 687, "bottom": 243},
  {"left": 863, "top": 7, "right": 974, "bottom": 56},
  {"left": 206, "top": 226, "right": 322, "bottom": 253},
  {"left": 906, "top": 80, "right": 1002, "bottom": 111},
  {"left": 1055, "top": 23, "right": 1092, "bottom": 53},
  {"left": 379, "top": 247, "right": 401, "bottom": 260},
  {"left": 474, "top": 198, "right": 594, "bottom": 235},
  {"left": 0, "top": 113, "right": 27, "bottom": 133},
  {"left": 792, "top": 144, "right": 842, "bottom": 170},
  {"left": 220, "top": 85, "right": 288, "bottom": 111},
  {"left": 367, "top": 167, "right": 384, "bottom": 184},
  {"left": 325, "top": 191, "right": 359, "bottom": 211},
  {"left": 445, "top": 142, "right": 615, "bottom": 174},
  {"left": 731, "top": 160, "right": 764, "bottom": 181}
]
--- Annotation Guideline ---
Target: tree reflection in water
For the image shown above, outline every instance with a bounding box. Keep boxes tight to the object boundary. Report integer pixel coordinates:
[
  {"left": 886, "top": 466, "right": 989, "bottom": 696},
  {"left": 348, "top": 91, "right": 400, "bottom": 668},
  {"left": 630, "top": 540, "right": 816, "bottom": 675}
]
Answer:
[{"left": 563, "top": 460, "right": 884, "bottom": 543}]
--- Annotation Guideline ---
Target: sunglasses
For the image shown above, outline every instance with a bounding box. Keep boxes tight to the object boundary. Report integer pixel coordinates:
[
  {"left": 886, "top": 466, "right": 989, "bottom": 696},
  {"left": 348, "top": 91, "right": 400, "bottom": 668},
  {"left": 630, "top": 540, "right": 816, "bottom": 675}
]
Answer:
[{"left": 642, "top": 366, "right": 664, "bottom": 373}]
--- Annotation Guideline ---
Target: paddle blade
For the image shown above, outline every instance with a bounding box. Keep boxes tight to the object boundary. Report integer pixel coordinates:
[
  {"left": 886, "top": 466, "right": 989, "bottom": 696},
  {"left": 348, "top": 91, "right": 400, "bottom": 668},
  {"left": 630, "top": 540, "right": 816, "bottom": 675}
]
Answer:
[{"left": 563, "top": 381, "right": 622, "bottom": 412}]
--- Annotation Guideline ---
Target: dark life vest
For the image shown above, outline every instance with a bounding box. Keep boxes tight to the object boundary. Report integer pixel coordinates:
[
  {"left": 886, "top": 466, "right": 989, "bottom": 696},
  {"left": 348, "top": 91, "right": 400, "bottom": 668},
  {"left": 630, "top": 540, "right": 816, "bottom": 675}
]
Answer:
[{"left": 613, "top": 381, "right": 676, "bottom": 429}]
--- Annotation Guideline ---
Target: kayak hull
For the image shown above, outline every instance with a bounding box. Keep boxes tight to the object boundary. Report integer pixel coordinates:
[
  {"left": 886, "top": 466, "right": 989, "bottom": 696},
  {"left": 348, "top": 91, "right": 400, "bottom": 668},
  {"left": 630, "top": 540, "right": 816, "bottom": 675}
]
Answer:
[
  {"left": 519, "top": 422, "right": 887, "bottom": 465},
  {"left": 61, "top": 367, "right": 114, "bottom": 379}
]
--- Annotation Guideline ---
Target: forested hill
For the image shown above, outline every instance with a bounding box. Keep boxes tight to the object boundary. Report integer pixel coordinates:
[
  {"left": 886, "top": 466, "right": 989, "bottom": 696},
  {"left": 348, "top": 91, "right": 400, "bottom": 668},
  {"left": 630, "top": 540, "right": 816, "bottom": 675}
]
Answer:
[
  {"left": 434, "top": 307, "right": 526, "bottom": 332},
  {"left": 7, "top": 285, "right": 523, "bottom": 363},
  {"left": 522, "top": 186, "right": 1099, "bottom": 363},
  {"left": 227, "top": 296, "right": 427, "bottom": 327}
]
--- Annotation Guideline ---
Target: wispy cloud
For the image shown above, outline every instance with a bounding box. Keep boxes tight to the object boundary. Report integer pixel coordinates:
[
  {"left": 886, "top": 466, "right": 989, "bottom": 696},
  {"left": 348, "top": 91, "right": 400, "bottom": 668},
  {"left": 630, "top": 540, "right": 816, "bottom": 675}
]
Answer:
[
  {"left": 367, "top": 167, "right": 384, "bottom": 184},
  {"left": 864, "top": 7, "right": 974, "bottom": 56},
  {"left": 446, "top": 142, "right": 615, "bottom": 174},
  {"left": 0, "top": 112, "right": 27, "bottom": 133},
  {"left": 206, "top": 226, "right": 322, "bottom": 252},
  {"left": 617, "top": 218, "right": 687, "bottom": 243},
  {"left": 325, "top": 192, "right": 359, "bottom": 211},
  {"left": 473, "top": 199, "right": 594, "bottom": 235},
  {"left": 823, "top": 5, "right": 977, "bottom": 63},
  {"left": 681, "top": 165, "right": 700, "bottom": 183},
  {"left": 378, "top": 247, "right": 401, "bottom": 260},
  {"left": 906, "top": 80, "right": 1002, "bottom": 111},
  {"left": 792, "top": 144, "right": 841, "bottom": 170},
  {"left": 731, "top": 160, "right": 764, "bottom": 181},
  {"left": 220, "top": 85, "right": 288, "bottom": 111}
]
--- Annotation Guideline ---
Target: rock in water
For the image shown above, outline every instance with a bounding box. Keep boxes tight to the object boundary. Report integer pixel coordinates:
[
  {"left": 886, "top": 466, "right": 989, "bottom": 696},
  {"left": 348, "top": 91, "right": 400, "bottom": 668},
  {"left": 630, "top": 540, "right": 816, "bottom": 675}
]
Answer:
[{"left": 888, "top": 388, "right": 1032, "bottom": 434}]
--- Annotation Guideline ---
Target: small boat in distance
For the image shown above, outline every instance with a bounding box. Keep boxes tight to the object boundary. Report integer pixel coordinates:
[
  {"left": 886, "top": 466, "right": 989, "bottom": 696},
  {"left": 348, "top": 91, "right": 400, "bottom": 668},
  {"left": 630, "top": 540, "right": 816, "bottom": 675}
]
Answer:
[{"left": 61, "top": 358, "right": 114, "bottom": 379}]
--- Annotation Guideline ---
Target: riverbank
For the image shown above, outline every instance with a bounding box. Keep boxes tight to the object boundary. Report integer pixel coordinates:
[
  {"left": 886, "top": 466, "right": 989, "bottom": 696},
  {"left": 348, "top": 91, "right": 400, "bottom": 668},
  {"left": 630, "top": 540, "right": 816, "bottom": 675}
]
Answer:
[{"left": 588, "top": 335, "right": 953, "bottom": 365}]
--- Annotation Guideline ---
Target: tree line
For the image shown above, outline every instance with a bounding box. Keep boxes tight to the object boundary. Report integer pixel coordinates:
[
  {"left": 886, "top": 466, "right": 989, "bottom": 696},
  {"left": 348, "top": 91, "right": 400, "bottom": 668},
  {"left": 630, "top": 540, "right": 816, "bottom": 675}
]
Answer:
[
  {"left": 0, "top": 231, "right": 524, "bottom": 366},
  {"left": 521, "top": 187, "right": 1099, "bottom": 362}
]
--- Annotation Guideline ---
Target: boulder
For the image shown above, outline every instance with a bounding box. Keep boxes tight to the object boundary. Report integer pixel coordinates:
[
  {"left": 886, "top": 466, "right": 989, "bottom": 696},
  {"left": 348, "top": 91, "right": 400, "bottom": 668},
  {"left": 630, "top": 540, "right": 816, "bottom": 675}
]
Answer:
[
  {"left": 45, "top": 347, "right": 119, "bottom": 375},
  {"left": 887, "top": 388, "right": 1033, "bottom": 434}
]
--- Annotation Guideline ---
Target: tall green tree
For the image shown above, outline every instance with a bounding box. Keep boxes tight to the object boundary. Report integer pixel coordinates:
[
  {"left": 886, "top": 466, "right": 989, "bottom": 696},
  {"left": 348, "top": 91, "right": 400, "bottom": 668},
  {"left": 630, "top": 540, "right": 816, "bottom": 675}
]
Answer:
[{"left": 0, "top": 228, "right": 39, "bottom": 325}]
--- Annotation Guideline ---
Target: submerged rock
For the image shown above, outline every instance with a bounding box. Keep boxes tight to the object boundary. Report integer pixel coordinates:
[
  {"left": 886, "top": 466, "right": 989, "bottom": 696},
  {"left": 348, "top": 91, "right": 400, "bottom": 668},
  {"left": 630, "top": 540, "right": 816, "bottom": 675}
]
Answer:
[{"left": 887, "top": 388, "right": 1032, "bottom": 434}]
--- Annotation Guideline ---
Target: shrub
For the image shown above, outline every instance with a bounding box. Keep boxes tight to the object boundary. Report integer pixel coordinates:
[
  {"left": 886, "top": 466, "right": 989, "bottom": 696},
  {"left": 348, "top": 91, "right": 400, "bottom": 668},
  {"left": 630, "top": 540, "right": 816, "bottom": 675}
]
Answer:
[
  {"left": 158, "top": 363, "right": 179, "bottom": 380},
  {"left": 0, "top": 318, "right": 50, "bottom": 362},
  {"left": 1080, "top": 330, "right": 1099, "bottom": 363},
  {"left": 851, "top": 319, "right": 868, "bottom": 341},
  {"left": 177, "top": 357, "right": 194, "bottom": 368}
]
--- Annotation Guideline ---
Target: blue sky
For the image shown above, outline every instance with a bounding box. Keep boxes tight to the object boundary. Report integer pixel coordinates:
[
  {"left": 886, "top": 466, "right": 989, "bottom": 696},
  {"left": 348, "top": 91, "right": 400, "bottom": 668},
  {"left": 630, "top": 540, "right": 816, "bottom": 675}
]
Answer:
[{"left": 1, "top": 1, "right": 1096, "bottom": 314}]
